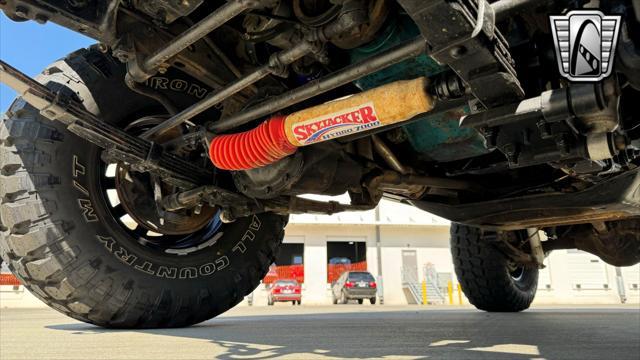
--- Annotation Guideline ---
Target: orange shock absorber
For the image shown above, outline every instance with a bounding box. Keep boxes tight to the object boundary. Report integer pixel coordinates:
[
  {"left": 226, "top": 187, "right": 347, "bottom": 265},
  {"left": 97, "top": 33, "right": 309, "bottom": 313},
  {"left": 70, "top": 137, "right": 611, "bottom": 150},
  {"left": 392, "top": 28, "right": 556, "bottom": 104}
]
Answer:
[{"left": 209, "top": 77, "right": 435, "bottom": 170}]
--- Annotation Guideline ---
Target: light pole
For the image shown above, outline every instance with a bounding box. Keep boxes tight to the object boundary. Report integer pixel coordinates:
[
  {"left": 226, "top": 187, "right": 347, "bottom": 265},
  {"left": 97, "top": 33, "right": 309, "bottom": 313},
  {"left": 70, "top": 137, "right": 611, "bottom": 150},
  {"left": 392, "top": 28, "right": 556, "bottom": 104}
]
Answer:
[{"left": 375, "top": 205, "right": 384, "bottom": 305}]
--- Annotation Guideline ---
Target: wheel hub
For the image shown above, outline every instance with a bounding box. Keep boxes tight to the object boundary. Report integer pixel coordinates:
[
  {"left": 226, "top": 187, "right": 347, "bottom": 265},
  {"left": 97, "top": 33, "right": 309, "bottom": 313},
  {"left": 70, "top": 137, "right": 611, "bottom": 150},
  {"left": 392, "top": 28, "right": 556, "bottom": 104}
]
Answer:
[
  {"left": 509, "top": 265, "right": 525, "bottom": 281},
  {"left": 108, "top": 116, "right": 217, "bottom": 237},
  {"left": 115, "top": 167, "right": 216, "bottom": 235}
]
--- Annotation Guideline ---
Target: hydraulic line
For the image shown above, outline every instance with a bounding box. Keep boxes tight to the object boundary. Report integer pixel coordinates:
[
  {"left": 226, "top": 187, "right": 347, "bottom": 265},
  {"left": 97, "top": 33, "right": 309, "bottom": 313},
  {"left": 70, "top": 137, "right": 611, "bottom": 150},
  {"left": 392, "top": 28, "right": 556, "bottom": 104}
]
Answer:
[
  {"left": 492, "top": 0, "right": 547, "bottom": 21},
  {"left": 125, "top": 75, "right": 178, "bottom": 115},
  {"left": 209, "top": 77, "right": 435, "bottom": 170},
  {"left": 371, "top": 134, "right": 408, "bottom": 174}
]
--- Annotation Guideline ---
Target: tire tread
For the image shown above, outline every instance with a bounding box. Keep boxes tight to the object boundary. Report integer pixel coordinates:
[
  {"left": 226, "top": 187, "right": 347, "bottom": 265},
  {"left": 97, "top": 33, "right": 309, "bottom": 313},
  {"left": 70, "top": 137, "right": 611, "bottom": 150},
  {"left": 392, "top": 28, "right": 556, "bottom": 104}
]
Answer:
[
  {"left": 0, "top": 50, "right": 285, "bottom": 328},
  {"left": 450, "top": 223, "right": 537, "bottom": 312}
]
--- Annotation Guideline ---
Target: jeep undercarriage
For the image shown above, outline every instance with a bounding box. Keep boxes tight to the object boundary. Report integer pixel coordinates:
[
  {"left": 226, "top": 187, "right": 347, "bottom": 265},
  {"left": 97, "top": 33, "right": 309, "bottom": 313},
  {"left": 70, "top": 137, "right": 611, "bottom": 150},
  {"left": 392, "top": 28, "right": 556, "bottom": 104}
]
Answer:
[{"left": 0, "top": 0, "right": 639, "bottom": 326}]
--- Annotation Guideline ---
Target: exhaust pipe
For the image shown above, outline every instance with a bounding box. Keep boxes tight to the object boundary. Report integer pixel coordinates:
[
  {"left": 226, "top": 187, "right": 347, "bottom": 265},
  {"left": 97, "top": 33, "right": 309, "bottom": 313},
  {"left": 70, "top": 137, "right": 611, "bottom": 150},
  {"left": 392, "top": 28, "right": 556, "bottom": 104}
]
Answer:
[{"left": 209, "top": 77, "right": 435, "bottom": 170}]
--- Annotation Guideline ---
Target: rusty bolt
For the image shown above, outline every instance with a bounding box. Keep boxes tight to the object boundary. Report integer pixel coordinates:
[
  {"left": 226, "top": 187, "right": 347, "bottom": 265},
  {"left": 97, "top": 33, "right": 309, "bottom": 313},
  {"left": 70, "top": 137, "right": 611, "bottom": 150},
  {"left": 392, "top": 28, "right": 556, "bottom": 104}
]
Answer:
[
  {"left": 554, "top": 134, "right": 570, "bottom": 156},
  {"left": 96, "top": 43, "right": 109, "bottom": 53},
  {"left": 113, "top": 50, "right": 130, "bottom": 62},
  {"left": 449, "top": 46, "right": 467, "bottom": 59},
  {"left": 219, "top": 211, "right": 236, "bottom": 223},
  {"left": 34, "top": 14, "right": 48, "bottom": 24},
  {"left": 503, "top": 143, "right": 516, "bottom": 156},
  {"left": 502, "top": 143, "right": 519, "bottom": 164},
  {"left": 482, "top": 127, "right": 497, "bottom": 148},
  {"left": 15, "top": 6, "right": 29, "bottom": 18},
  {"left": 43, "top": 110, "right": 57, "bottom": 118},
  {"left": 614, "top": 135, "right": 628, "bottom": 151}
]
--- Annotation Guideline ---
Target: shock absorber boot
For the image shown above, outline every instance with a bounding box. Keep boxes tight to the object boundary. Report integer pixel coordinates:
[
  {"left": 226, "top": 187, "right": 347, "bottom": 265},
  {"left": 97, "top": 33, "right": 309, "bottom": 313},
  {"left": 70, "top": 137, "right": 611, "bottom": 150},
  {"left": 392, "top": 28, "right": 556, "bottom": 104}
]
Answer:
[
  {"left": 209, "top": 116, "right": 297, "bottom": 170},
  {"left": 209, "top": 77, "right": 435, "bottom": 170}
]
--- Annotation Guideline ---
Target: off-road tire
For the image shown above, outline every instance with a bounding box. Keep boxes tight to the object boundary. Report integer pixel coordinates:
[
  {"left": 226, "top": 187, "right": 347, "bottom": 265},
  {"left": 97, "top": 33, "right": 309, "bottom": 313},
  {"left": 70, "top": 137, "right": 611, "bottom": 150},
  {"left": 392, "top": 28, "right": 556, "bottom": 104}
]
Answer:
[
  {"left": 369, "top": 297, "right": 376, "bottom": 304},
  {"left": 450, "top": 223, "right": 538, "bottom": 312},
  {"left": 0, "top": 48, "right": 286, "bottom": 328}
]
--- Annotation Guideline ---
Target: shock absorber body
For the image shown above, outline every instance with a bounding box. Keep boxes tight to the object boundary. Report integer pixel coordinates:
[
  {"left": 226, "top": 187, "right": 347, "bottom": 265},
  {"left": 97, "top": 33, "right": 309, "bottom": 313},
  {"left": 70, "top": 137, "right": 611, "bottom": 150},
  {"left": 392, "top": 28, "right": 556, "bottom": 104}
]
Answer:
[{"left": 209, "top": 77, "right": 435, "bottom": 170}]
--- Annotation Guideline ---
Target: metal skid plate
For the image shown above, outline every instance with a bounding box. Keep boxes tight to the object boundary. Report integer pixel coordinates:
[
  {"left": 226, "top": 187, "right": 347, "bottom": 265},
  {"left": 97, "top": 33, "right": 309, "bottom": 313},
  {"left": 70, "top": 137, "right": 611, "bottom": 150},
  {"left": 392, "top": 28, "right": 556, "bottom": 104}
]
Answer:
[
  {"left": 396, "top": 0, "right": 525, "bottom": 108},
  {"left": 411, "top": 168, "right": 640, "bottom": 230},
  {"left": 348, "top": 16, "right": 488, "bottom": 162}
]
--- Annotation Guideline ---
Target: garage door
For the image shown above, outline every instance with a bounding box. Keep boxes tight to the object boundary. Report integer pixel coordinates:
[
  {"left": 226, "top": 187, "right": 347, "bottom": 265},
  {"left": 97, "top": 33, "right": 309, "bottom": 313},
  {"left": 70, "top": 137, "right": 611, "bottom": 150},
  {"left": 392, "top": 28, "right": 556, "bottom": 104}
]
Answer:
[
  {"left": 622, "top": 265, "right": 640, "bottom": 292},
  {"left": 326, "top": 236, "right": 367, "bottom": 283},
  {"left": 567, "top": 250, "right": 609, "bottom": 290},
  {"left": 538, "top": 260, "right": 553, "bottom": 290}
]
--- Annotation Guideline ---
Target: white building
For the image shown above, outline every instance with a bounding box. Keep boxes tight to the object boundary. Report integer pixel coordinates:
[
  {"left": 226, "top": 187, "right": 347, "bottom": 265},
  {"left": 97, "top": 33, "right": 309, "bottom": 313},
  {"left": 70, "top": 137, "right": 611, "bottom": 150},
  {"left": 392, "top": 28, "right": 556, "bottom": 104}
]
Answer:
[{"left": 253, "top": 197, "right": 640, "bottom": 306}]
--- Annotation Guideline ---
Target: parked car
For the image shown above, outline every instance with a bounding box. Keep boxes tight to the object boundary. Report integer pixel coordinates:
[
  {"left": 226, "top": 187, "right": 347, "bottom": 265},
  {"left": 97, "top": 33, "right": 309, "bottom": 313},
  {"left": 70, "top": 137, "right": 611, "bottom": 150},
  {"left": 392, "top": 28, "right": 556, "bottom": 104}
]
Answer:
[
  {"left": 332, "top": 271, "right": 377, "bottom": 305},
  {"left": 268, "top": 280, "right": 302, "bottom": 306}
]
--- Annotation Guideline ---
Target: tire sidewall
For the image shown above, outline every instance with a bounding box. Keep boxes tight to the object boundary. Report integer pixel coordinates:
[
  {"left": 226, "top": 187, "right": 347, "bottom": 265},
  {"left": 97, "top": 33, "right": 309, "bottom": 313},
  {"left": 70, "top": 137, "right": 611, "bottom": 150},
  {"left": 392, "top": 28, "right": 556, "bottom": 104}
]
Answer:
[
  {"left": 45, "top": 50, "right": 282, "bottom": 290},
  {"left": 1, "top": 48, "right": 286, "bottom": 327}
]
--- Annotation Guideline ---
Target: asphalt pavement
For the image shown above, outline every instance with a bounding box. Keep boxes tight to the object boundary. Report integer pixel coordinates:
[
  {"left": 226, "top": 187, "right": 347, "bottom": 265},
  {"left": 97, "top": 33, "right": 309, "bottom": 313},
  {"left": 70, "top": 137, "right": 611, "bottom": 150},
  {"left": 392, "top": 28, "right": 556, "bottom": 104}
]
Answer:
[{"left": 1, "top": 305, "right": 639, "bottom": 360}]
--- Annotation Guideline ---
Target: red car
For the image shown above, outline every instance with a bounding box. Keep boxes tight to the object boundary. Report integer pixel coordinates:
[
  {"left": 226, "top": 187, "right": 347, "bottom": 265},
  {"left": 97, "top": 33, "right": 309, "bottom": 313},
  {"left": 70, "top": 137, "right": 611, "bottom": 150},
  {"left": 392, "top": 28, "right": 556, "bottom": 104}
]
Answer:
[{"left": 268, "top": 280, "right": 302, "bottom": 306}]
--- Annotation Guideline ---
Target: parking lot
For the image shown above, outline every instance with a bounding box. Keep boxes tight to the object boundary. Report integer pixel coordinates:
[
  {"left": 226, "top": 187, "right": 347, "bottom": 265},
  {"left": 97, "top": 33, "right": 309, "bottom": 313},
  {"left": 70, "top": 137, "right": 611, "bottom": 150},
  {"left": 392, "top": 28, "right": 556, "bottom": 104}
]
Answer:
[{"left": 1, "top": 305, "right": 638, "bottom": 360}]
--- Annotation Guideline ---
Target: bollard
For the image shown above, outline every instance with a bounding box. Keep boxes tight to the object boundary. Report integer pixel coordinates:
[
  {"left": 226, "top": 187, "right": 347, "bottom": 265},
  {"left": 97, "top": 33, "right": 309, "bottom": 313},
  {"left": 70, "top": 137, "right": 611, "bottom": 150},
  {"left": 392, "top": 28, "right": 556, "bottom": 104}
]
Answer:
[
  {"left": 457, "top": 283, "right": 463, "bottom": 305},
  {"left": 447, "top": 281, "right": 454, "bottom": 305},
  {"left": 421, "top": 281, "right": 428, "bottom": 305}
]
